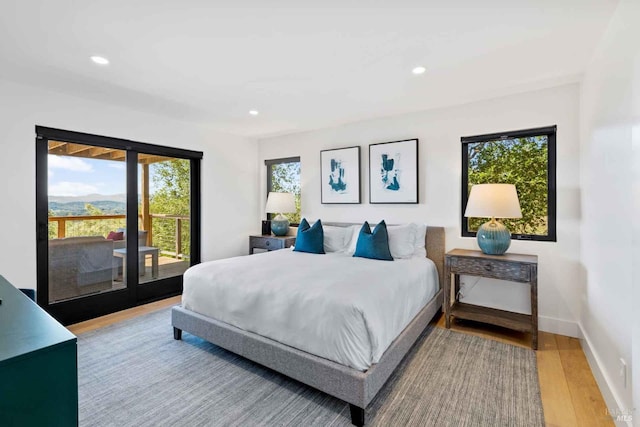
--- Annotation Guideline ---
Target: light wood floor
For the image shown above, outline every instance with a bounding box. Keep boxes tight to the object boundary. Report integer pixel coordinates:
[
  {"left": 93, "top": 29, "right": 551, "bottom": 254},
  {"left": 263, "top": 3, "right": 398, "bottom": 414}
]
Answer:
[{"left": 69, "top": 297, "right": 614, "bottom": 427}]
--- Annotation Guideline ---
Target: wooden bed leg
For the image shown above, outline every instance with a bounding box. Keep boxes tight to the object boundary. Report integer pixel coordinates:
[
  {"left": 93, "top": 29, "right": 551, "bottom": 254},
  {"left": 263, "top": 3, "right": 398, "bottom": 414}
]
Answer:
[
  {"left": 349, "top": 404, "right": 365, "bottom": 426},
  {"left": 173, "top": 327, "right": 182, "bottom": 340}
]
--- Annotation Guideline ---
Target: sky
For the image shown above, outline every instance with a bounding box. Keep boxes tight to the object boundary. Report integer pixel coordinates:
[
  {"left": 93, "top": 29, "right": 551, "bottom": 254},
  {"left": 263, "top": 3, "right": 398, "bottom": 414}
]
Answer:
[{"left": 48, "top": 155, "right": 157, "bottom": 197}]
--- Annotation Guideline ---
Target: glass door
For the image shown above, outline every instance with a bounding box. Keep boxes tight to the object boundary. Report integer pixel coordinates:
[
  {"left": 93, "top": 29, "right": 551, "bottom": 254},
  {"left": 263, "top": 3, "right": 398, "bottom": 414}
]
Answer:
[
  {"left": 36, "top": 126, "right": 202, "bottom": 325},
  {"left": 47, "top": 141, "right": 130, "bottom": 302},
  {"left": 38, "top": 140, "right": 133, "bottom": 323},
  {"left": 136, "top": 155, "right": 192, "bottom": 301}
]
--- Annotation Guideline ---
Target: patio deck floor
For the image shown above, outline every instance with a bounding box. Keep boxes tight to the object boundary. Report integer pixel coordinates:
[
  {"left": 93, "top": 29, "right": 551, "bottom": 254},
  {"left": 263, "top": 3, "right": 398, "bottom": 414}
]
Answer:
[{"left": 113, "top": 255, "right": 190, "bottom": 287}]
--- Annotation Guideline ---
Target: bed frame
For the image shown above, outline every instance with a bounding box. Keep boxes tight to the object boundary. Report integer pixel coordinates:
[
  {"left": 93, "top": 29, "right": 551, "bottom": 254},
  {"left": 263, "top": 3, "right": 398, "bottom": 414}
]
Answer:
[{"left": 171, "top": 225, "right": 445, "bottom": 426}]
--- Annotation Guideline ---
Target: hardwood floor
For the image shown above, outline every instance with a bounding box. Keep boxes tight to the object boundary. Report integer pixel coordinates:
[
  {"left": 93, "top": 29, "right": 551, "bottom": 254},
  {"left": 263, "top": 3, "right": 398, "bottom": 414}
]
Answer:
[
  {"left": 69, "top": 297, "right": 614, "bottom": 427},
  {"left": 67, "top": 295, "right": 181, "bottom": 335}
]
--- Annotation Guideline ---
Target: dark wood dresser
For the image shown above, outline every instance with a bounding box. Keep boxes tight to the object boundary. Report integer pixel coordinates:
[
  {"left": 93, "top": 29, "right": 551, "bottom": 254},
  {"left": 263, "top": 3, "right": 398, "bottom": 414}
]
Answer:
[{"left": 0, "top": 275, "right": 78, "bottom": 426}]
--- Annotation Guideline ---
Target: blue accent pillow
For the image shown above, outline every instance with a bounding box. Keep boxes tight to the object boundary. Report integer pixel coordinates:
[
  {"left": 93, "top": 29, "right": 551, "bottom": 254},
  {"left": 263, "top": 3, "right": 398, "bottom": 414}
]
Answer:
[
  {"left": 293, "top": 218, "right": 325, "bottom": 254},
  {"left": 353, "top": 221, "right": 394, "bottom": 261}
]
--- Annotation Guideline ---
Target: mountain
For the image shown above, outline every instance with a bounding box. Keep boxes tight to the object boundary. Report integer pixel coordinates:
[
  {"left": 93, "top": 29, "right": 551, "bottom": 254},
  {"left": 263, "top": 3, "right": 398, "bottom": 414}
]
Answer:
[
  {"left": 48, "top": 194, "right": 127, "bottom": 216},
  {"left": 48, "top": 193, "right": 127, "bottom": 203}
]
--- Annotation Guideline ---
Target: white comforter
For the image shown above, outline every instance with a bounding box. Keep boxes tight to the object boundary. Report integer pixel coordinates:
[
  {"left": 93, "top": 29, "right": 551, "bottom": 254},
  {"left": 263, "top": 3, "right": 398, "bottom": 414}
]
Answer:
[{"left": 182, "top": 249, "right": 439, "bottom": 371}]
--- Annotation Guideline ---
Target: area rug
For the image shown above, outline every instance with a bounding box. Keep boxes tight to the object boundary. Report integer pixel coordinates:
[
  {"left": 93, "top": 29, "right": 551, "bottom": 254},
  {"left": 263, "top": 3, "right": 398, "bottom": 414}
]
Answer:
[{"left": 77, "top": 308, "right": 544, "bottom": 426}]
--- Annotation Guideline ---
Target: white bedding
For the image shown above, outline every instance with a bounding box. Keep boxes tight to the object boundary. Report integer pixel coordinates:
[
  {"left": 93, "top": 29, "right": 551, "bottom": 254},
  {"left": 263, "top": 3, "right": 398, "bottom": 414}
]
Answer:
[{"left": 182, "top": 249, "right": 439, "bottom": 371}]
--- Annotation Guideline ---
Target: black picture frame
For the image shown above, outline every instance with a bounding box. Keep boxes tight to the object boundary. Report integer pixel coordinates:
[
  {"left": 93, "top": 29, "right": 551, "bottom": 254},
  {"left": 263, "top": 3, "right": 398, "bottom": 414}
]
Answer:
[
  {"left": 320, "top": 146, "right": 361, "bottom": 204},
  {"left": 369, "top": 139, "right": 419, "bottom": 204}
]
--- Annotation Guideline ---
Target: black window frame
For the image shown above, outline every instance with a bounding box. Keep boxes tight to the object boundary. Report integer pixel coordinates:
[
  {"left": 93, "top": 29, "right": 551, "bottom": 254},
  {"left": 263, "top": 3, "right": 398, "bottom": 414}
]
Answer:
[
  {"left": 461, "top": 125, "right": 557, "bottom": 242},
  {"left": 265, "top": 156, "right": 301, "bottom": 226}
]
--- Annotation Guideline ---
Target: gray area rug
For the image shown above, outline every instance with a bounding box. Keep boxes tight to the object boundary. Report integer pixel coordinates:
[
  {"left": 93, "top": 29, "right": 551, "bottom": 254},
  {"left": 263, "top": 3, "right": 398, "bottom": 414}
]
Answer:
[{"left": 78, "top": 308, "right": 544, "bottom": 426}]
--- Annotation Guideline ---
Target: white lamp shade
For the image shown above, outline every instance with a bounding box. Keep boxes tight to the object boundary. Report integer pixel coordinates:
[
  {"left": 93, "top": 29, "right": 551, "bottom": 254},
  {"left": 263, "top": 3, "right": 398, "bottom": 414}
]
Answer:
[
  {"left": 464, "top": 184, "right": 522, "bottom": 219},
  {"left": 265, "top": 192, "right": 296, "bottom": 214}
]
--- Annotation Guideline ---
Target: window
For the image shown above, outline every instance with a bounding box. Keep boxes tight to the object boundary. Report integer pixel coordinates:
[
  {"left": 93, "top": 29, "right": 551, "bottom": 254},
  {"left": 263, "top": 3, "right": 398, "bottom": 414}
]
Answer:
[
  {"left": 265, "top": 157, "right": 301, "bottom": 225},
  {"left": 461, "top": 126, "right": 557, "bottom": 241}
]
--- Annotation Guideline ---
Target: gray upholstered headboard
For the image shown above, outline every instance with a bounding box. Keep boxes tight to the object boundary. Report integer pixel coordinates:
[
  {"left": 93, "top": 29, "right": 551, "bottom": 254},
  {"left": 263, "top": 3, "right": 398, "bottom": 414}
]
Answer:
[
  {"left": 323, "top": 222, "right": 446, "bottom": 289},
  {"left": 425, "top": 226, "right": 445, "bottom": 288}
]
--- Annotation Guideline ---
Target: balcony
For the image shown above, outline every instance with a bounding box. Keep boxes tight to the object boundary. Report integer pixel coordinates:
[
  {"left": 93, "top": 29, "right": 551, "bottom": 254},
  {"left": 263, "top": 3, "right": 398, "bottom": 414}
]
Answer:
[{"left": 48, "top": 214, "right": 190, "bottom": 302}]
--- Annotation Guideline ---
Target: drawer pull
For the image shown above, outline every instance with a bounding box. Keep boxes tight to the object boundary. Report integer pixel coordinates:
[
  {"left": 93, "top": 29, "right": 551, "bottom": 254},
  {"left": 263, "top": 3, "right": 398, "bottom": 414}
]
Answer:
[{"left": 484, "top": 264, "right": 493, "bottom": 272}]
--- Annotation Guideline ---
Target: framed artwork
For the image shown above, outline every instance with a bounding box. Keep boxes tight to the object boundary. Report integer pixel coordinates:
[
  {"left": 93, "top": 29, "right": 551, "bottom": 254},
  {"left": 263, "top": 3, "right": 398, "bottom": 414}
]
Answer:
[
  {"left": 369, "top": 139, "right": 418, "bottom": 204},
  {"left": 320, "top": 146, "right": 361, "bottom": 204}
]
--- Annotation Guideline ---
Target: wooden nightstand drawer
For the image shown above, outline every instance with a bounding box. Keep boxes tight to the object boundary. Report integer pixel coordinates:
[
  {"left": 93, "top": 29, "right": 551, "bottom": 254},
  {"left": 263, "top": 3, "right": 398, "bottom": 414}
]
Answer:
[
  {"left": 251, "top": 236, "right": 284, "bottom": 250},
  {"left": 451, "top": 257, "right": 530, "bottom": 282},
  {"left": 249, "top": 235, "right": 296, "bottom": 254}
]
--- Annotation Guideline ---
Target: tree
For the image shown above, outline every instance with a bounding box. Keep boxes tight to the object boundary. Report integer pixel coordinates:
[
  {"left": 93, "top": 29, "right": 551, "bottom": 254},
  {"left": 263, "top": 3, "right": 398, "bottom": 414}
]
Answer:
[
  {"left": 467, "top": 136, "right": 548, "bottom": 235},
  {"left": 148, "top": 159, "right": 191, "bottom": 258}
]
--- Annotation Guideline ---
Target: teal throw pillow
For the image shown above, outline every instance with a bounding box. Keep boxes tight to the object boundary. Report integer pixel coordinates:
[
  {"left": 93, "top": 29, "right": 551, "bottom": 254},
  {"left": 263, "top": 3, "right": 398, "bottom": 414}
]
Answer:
[
  {"left": 353, "top": 221, "right": 394, "bottom": 261},
  {"left": 293, "top": 218, "right": 325, "bottom": 254}
]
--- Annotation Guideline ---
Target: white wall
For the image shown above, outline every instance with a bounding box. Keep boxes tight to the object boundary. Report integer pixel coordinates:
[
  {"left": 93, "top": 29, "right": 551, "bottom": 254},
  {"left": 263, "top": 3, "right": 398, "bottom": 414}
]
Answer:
[
  {"left": 258, "top": 84, "right": 581, "bottom": 337},
  {"left": 579, "top": 0, "right": 639, "bottom": 421},
  {"left": 0, "top": 78, "right": 259, "bottom": 290},
  {"left": 634, "top": 29, "right": 640, "bottom": 426},
  {"left": 634, "top": 47, "right": 640, "bottom": 427}
]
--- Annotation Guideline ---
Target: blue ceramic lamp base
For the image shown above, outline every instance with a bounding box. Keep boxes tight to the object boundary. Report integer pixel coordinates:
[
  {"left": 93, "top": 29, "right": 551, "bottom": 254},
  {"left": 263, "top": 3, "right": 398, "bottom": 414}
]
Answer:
[
  {"left": 477, "top": 218, "right": 511, "bottom": 255},
  {"left": 271, "top": 214, "right": 290, "bottom": 236}
]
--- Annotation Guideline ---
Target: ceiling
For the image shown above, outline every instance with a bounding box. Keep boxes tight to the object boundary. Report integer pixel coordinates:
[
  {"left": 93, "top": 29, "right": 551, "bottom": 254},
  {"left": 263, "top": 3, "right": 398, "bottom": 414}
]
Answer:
[{"left": 0, "top": 1, "right": 619, "bottom": 138}]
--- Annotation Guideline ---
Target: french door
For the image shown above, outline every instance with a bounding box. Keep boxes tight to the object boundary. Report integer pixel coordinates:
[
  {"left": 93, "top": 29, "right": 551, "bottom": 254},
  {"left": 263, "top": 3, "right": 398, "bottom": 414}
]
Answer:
[{"left": 35, "top": 126, "right": 202, "bottom": 325}]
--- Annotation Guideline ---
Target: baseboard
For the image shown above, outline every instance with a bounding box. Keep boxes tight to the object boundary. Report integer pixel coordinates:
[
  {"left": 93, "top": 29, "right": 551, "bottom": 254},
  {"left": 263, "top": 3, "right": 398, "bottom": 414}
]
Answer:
[
  {"left": 538, "top": 315, "right": 579, "bottom": 337},
  {"left": 578, "top": 324, "right": 633, "bottom": 427}
]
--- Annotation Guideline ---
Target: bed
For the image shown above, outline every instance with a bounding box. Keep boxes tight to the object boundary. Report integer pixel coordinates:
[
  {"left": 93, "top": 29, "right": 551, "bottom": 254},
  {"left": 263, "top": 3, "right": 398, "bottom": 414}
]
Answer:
[{"left": 171, "top": 224, "right": 445, "bottom": 426}]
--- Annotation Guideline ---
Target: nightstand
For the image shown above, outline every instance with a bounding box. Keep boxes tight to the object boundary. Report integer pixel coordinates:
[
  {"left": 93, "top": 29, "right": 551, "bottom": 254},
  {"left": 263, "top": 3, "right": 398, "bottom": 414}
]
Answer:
[
  {"left": 444, "top": 249, "right": 538, "bottom": 349},
  {"left": 249, "top": 235, "right": 296, "bottom": 254}
]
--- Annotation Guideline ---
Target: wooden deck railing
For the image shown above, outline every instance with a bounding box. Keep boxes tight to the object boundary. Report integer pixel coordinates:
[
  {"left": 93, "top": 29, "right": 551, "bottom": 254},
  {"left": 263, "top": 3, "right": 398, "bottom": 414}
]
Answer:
[
  {"left": 48, "top": 214, "right": 190, "bottom": 258},
  {"left": 49, "top": 214, "right": 126, "bottom": 239},
  {"left": 147, "top": 214, "right": 190, "bottom": 259}
]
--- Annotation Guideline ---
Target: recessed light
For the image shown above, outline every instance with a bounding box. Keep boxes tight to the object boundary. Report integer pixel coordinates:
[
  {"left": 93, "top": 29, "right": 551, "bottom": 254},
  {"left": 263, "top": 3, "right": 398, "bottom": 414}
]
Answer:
[
  {"left": 249, "top": 110, "right": 259, "bottom": 116},
  {"left": 412, "top": 66, "right": 426, "bottom": 75},
  {"left": 91, "top": 56, "right": 110, "bottom": 65}
]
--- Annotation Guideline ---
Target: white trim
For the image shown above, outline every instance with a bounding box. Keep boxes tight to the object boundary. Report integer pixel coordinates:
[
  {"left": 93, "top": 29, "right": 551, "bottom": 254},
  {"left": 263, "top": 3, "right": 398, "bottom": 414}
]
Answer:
[
  {"left": 578, "top": 324, "right": 633, "bottom": 427},
  {"left": 538, "top": 315, "right": 579, "bottom": 337}
]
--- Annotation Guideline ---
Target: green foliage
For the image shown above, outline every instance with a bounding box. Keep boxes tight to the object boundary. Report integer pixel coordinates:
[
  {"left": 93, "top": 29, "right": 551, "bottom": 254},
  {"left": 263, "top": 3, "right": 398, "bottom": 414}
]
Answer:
[
  {"left": 270, "top": 162, "right": 301, "bottom": 223},
  {"left": 48, "top": 209, "right": 57, "bottom": 239},
  {"left": 148, "top": 159, "right": 191, "bottom": 258},
  {"left": 467, "top": 136, "right": 548, "bottom": 235},
  {"left": 49, "top": 201, "right": 124, "bottom": 216}
]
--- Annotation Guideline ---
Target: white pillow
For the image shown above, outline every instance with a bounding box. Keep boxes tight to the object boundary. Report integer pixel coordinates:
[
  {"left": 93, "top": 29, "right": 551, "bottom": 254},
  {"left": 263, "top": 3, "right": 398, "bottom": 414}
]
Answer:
[
  {"left": 344, "top": 225, "right": 361, "bottom": 255},
  {"left": 323, "top": 226, "right": 349, "bottom": 252},
  {"left": 387, "top": 224, "right": 417, "bottom": 259},
  {"left": 344, "top": 222, "right": 426, "bottom": 258},
  {"left": 413, "top": 223, "right": 427, "bottom": 258}
]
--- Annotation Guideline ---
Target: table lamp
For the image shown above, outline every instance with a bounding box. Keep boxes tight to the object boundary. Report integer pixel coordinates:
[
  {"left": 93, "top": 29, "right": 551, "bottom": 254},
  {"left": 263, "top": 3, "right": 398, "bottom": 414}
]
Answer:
[
  {"left": 464, "top": 183, "right": 522, "bottom": 255},
  {"left": 265, "top": 192, "right": 296, "bottom": 236}
]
